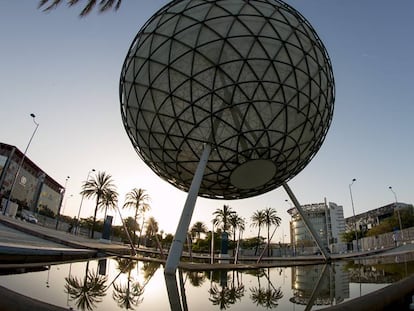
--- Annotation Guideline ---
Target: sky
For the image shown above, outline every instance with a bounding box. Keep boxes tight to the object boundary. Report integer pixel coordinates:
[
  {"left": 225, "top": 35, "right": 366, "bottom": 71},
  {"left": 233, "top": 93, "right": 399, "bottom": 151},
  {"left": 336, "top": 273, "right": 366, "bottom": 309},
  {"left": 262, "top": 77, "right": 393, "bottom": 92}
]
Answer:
[{"left": 1, "top": 0, "right": 413, "bottom": 242}]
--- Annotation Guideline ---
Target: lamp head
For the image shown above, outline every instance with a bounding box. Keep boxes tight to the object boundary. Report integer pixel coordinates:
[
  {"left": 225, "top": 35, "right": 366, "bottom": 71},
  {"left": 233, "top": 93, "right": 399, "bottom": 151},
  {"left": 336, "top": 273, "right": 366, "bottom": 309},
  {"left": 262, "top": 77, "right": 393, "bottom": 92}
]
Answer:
[{"left": 30, "top": 113, "right": 35, "bottom": 118}]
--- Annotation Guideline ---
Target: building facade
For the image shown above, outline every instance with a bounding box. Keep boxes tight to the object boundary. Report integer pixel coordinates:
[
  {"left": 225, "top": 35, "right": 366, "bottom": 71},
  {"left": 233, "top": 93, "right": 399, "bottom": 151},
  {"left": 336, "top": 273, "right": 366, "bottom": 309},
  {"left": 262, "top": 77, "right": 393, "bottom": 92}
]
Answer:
[
  {"left": 345, "top": 202, "right": 413, "bottom": 233},
  {"left": 0, "top": 142, "right": 63, "bottom": 216},
  {"left": 288, "top": 200, "right": 346, "bottom": 254}
]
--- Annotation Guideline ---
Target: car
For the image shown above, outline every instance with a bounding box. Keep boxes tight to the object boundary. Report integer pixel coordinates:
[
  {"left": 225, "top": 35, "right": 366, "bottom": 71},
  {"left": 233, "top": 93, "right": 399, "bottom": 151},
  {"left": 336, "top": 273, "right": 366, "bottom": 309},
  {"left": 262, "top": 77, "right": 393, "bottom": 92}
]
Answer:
[
  {"left": 27, "top": 215, "right": 38, "bottom": 224},
  {"left": 22, "top": 213, "right": 38, "bottom": 224}
]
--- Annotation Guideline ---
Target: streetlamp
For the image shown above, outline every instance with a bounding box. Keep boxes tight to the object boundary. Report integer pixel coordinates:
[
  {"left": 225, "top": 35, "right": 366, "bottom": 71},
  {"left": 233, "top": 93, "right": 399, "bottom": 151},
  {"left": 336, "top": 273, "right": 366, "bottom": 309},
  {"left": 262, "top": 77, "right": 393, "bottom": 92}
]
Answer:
[
  {"left": 75, "top": 169, "right": 95, "bottom": 235},
  {"left": 55, "top": 176, "right": 70, "bottom": 230},
  {"left": 389, "top": 186, "right": 403, "bottom": 240},
  {"left": 349, "top": 178, "right": 359, "bottom": 251},
  {"left": 4, "top": 113, "right": 39, "bottom": 215}
]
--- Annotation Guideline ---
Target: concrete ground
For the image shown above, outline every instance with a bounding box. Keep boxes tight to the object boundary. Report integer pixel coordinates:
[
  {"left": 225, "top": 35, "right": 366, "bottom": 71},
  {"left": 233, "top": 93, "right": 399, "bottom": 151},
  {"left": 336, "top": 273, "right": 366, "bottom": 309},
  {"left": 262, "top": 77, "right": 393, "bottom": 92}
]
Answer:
[{"left": 0, "top": 214, "right": 131, "bottom": 264}]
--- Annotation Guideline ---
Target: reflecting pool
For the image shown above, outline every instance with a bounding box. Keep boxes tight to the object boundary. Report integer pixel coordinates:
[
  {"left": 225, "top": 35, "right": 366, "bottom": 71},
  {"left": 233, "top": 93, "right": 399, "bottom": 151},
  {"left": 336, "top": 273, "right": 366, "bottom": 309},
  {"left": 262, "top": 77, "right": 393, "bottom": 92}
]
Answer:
[{"left": 1, "top": 253, "right": 414, "bottom": 310}]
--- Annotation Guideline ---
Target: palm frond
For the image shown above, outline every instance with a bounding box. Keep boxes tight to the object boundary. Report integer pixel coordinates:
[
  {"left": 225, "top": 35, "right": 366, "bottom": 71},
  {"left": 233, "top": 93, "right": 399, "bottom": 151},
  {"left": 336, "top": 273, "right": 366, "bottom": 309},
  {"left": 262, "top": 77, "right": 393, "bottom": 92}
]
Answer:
[{"left": 38, "top": 0, "right": 122, "bottom": 16}]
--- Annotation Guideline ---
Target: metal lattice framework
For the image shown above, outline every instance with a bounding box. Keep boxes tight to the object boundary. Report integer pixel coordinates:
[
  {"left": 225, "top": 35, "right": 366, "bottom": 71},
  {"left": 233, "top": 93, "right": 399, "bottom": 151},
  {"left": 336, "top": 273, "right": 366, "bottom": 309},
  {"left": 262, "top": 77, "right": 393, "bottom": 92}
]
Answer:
[{"left": 120, "top": 0, "right": 335, "bottom": 200}]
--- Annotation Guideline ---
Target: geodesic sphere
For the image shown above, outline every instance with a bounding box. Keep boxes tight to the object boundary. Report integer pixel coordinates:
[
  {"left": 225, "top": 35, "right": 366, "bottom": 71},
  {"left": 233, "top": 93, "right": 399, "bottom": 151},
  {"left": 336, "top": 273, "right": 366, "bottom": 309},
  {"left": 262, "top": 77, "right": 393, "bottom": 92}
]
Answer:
[{"left": 120, "top": 0, "right": 335, "bottom": 200}]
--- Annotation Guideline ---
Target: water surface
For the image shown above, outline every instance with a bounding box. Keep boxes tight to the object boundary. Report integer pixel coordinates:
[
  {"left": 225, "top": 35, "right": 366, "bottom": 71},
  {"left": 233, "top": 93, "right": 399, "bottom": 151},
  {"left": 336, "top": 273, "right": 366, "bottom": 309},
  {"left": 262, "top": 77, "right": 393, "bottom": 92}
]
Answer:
[{"left": 0, "top": 254, "right": 413, "bottom": 310}]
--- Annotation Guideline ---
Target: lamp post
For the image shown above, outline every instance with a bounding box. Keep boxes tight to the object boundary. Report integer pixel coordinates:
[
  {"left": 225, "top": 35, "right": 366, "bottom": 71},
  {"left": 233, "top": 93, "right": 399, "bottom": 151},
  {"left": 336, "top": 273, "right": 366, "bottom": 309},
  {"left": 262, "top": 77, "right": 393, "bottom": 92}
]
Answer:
[
  {"left": 75, "top": 169, "right": 95, "bottom": 235},
  {"left": 389, "top": 186, "right": 403, "bottom": 240},
  {"left": 4, "top": 113, "right": 39, "bottom": 215},
  {"left": 349, "top": 178, "right": 359, "bottom": 251},
  {"left": 55, "top": 176, "right": 70, "bottom": 230}
]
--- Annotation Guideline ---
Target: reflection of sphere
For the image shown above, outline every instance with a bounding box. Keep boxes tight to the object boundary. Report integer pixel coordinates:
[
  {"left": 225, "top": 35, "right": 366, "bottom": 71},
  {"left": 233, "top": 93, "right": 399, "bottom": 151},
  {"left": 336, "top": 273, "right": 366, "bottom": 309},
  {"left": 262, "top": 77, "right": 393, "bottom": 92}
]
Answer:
[{"left": 120, "top": 0, "right": 335, "bottom": 200}]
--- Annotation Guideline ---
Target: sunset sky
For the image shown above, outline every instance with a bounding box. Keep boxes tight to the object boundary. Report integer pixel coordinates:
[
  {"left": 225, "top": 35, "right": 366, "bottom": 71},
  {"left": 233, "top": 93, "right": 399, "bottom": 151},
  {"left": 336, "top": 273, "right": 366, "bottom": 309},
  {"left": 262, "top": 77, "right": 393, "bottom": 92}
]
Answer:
[{"left": 1, "top": 0, "right": 413, "bottom": 241}]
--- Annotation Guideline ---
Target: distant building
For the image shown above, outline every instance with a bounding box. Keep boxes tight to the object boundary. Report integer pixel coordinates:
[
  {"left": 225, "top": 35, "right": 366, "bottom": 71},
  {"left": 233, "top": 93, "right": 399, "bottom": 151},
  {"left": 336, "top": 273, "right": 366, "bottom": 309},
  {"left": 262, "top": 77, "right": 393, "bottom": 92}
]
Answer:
[
  {"left": 0, "top": 142, "right": 63, "bottom": 215},
  {"left": 345, "top": 202, "right": 413, "bottom": 232},
  {"left": 288, "top": 201, "right": 346, "bottom": 253}
]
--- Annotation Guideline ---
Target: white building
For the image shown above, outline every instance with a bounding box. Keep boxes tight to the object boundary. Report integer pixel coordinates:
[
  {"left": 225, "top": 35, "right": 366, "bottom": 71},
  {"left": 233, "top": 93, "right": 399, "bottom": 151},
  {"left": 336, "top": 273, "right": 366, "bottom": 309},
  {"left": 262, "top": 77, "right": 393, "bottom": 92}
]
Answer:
[{"left": 288, "top": 200, "right": 346, "bottom": 254}]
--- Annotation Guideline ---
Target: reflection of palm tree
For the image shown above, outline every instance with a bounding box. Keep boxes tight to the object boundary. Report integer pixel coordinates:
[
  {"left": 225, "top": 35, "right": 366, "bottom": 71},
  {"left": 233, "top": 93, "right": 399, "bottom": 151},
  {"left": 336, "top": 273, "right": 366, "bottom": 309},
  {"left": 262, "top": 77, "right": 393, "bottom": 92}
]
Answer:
[
  {"left": 187, "top": 271, "right": 206, "bottom": 287},
  {"left": 209, "top": 284, "right": 233, "bottom": 310},
  {"left": 112, "top": 280, "right": 144, "bottom": 309},
  {"left": 249, "top": 268, "right": 283, "bottom": 309},
  {"left": 250, "top": 287, "right": 267, "bottom": 306},
  {"left": 209, "top": 270, "right": 244, "bottom": 310},
  {"left": 111, "top": 258, "right": 145, "bottom": 309},
  {"left": 141, "top": 261, "right": 161, "bottom": 282},
  {"left": 228, "top": 283, "right": 245, "bottom": 304},
  {"left": 65, "top": 261, "right": 108, "bottom": 311}
]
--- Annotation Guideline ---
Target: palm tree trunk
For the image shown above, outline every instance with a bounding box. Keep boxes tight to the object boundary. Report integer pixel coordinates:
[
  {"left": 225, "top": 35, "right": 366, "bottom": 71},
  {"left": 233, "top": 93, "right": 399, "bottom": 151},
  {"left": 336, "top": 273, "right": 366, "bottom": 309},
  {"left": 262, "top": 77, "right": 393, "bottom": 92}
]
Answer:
[
  {"left": 138, "top": 216, "right": 145, "bottom": 248},
  {"left": 104, "top": 205, "right": 108, "bottom": 220},
  {"left": 91, "top": 195, "right": 100, "bottom": 239},
  {"left": 233, "top": 230, "right": 236, "bottom": 256},
  {"left": 267, "top": 225, "right": 270, "bottom": 257},
  {"left": 133, "top": 208, "right": 138, "bottom": 246},
  {"left": 255, "top": 228, "right": 261, "bottom": 255}
]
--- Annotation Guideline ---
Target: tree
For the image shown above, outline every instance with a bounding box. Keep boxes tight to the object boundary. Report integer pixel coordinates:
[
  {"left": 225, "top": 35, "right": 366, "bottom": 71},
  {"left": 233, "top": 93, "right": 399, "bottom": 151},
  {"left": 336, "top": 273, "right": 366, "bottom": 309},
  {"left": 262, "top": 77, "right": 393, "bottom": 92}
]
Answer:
[
  {"left": 191, "top": 221, "right": 208, "bottom": 240},
  {"left": 145, "top": 216, "right": 159, "bottom": 239},
  {"left": 251, "top": 210, "right": 266, "bottom": 255},
  {"left": 80, "top": 171, "right": 116, "bottom": 239},
  {"left": 213, "top": 204, "right": 235, "bottom": 233},
  {"left": 263, "top": 207, "right": 281, "bottom": 256},
  {"left": 122, "top": 216, "right": 139, "bottom": 244},
  {"left": 123, "top": 188, "right": 150, "bottom": 247},
  {"left": 229, "top": 213, "right": 245, "bottom": 254},
  {"left": 99, "top": 188, "right": 118, "bottom": 220},
  {"left": 38, "top": 0, "right": 122, "bottom": 17}
]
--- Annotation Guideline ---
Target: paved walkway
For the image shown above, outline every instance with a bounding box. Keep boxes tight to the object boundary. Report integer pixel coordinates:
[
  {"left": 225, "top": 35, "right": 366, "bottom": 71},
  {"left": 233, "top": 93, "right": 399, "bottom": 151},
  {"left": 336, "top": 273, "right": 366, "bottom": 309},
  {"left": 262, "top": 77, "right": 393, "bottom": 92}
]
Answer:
[{"left": 0, "top": 214, "right": 131, "bottom": 264}]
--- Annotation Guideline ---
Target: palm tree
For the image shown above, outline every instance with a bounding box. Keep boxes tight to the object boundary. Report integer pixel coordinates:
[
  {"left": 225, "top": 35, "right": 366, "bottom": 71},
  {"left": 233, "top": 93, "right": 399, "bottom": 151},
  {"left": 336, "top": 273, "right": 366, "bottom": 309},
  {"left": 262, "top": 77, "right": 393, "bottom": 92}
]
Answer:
[
  {"left": 145, "top": 216, "right": 159, "bottom": 239},
  {"left": 263, "top": 207, "right": 281, "bottom": 256},
  {"left": 123, "top": 188, "right": 150, "bottom": 247},
  {"left": 80, "top": 171, "right": 116, "bottom": 239},
  {"left": 213, "top": 205, "right": 235, "bottom": 233},
  {"left": 122, "top": 216, "right": 139, "bottom": 245},
  {"left": 251, "top": 210, "right": 266, "bottom": 255},
  {"left": 38, "top": 0, "right": 122, "bottom": 17},
  {"left": 99, "top": 188, "right": 118, "bottom": 220},
  {"left": 229, "top": 214, "right": 245, "bottom": 244},
  {"left": 191, "top": 221, "right": 208, "bottom": 240},
  {"left": 229, "top": 214, "right": 245, "bottom": 256}
]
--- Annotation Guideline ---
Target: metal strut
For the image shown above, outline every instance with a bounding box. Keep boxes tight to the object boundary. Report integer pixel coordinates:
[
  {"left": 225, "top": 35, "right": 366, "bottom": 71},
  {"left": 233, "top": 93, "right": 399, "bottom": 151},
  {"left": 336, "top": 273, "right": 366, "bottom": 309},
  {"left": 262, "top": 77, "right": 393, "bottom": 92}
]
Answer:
[
  {"left": 283, "top": 182, "right": 331, "bottom": 261},
  {"left": 164, "top": 143, "right": 212, "bottom": 275}
]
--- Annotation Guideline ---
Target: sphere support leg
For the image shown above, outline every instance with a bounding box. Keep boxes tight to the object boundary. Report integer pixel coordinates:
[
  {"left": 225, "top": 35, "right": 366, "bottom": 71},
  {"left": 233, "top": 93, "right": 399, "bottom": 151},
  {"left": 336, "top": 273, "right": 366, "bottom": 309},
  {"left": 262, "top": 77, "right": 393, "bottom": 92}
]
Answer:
[
  {"left": 283, "top": 182, "right": 331, "bottom": 261},
  {"left": 165, "top": 144, "right": 212, "bottom": 275}
]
